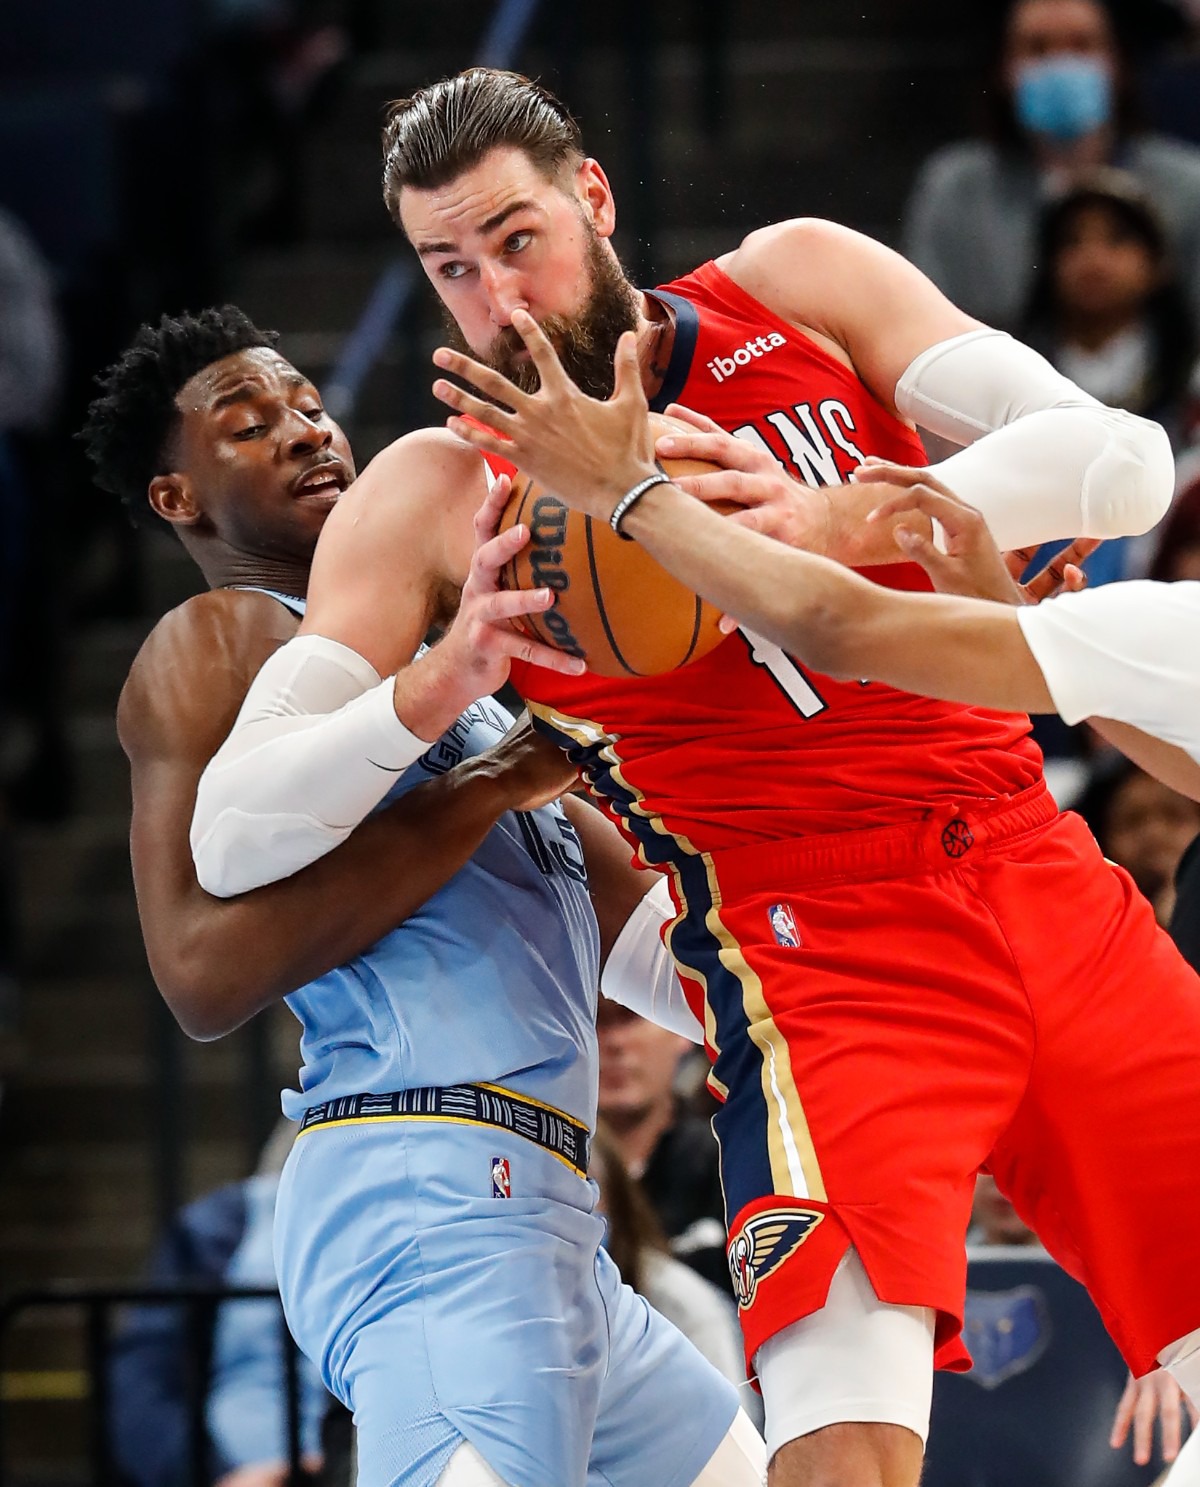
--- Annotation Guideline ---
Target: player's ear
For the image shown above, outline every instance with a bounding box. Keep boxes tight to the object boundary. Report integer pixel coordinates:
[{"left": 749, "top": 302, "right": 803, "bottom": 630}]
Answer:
[
  {"left": 576, "top": 158, "right": 616, "bottom": 239},
  {"left": 148, "top": 472, "right": 203, "bottom": 529}
]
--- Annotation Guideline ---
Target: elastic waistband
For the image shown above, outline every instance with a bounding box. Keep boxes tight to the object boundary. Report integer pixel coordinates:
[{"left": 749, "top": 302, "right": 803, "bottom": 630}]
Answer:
[
  {"left": 297, "top": 1082, "right": 591, "bottom": 1177},
  {"left": 706, "top": 782, "right": 1056, "bottom": 895}
]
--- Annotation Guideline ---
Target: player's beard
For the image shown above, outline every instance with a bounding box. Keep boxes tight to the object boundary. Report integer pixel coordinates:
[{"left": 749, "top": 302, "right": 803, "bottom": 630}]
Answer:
[{"left": 440, "top": 223, "right": 640, "bottom": 402}]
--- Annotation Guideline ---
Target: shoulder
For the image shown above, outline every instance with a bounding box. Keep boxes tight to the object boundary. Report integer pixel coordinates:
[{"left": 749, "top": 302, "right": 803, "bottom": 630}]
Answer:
[
  {"left": 117, "top": 588, "right": 296, "bottom": 762},
  {"left": 315, "top": 425, "right": 489, "bottom": 583},
  {"left": 720, "top": 218, "right": 919, "bottom": 339}
]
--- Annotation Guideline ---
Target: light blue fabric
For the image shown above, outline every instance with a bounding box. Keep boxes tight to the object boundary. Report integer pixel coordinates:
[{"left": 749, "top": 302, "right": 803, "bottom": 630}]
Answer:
[
  {"left": 276, "top": 1121, "right": 739, "bottom": 1487},
  {"left": 206, "top": 1174, "right": 327, "bottom": 1469},
  {"left": 247, "top": 598, "right": 733, "bottom": 1484},
  {"left": 1014, "top": 56, "right": 1113, "bottom": 143},
  {"left": 280, "top": 693, "right": 600, "bottom": 1127}
]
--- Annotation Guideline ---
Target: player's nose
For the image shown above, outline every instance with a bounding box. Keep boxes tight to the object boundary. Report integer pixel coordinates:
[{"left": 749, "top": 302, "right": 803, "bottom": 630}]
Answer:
[
  {"left": 480, "top": 260, "right": 528, "bottom": 326},
  {"left": 282, "top": 408, "right": 333, "bottom": 455}
]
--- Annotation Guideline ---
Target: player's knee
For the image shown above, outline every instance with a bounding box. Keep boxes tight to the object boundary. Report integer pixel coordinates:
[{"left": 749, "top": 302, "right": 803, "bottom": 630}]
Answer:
[{"left": 768, "top": 1421, "right": 923, "bottom": 1487}]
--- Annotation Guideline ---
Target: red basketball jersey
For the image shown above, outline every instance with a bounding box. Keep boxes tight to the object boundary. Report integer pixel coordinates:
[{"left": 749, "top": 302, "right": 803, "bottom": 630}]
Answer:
[{"left": 505, "top": 260, "right": 1043, "bottom": 863}]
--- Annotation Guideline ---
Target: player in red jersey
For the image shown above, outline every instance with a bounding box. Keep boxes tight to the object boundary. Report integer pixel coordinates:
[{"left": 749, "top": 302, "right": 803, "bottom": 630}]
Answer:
[{"left": 194, "top": 69, "right": 1200, "bottom": 1487}]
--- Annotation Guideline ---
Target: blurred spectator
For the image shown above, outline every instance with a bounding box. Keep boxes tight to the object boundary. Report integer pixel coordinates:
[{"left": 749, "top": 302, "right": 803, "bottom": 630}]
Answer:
[
  {"left": 206, "top": 0, "right": 348, "bottom": 247},
  {"left": 967, "top": 1174, "right": 1041, "bottom": 1247},
  {"left": 1019, "top": 170, "right": 1196, "bottom": 586},
  {"left": 1147, "top": 475, "right": 1200, "bottom": 579},
  {"left": 1170, "top": 833, "right": 1200, "bottom": 971},
  {"left": 1078, "top": 756, "right": 1200, "bottom": 923},
  {"left": 0, "top": 205, "right": 67, "bottom": 1047},
  {"left": 590, "top": 1123, "right": 748, "bottom": 1401},
  {"left": 596, "top": 998, "right": 729, "bottom": 1292},
  {"left": 903, "top": 0, "right": 1200, "bottom": 330},
  {"left": 1022, "top": 170, "right": 1195, "bottom": 440},
  {"left": 109, "top": 1125, "right": 342, "bottom": 1487}
]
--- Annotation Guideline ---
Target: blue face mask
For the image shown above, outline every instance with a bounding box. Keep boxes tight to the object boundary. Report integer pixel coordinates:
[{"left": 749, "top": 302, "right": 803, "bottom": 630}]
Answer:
[{"left": 1014, "top": 55, "right": 1113, "bottom": 142}]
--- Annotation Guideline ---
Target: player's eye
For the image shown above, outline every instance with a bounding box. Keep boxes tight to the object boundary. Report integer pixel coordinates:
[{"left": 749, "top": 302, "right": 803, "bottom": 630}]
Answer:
[
  {"left": 301, "top": 406, "right": 325, "bottom": 421},
  {"left": 440, "top": 261, "right": 470, "bottom": 280},
  {"left": 232, "top": 424, "right": 266, "bottom": 440},
  {"left": 504, "top": 231, "right": 532, "bottom": 254}
]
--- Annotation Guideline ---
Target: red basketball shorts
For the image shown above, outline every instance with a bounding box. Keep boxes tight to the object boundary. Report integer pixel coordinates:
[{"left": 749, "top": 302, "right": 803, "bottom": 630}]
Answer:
[{"left": 665, "top": 782, "right": 1200, "bottom": 1377}]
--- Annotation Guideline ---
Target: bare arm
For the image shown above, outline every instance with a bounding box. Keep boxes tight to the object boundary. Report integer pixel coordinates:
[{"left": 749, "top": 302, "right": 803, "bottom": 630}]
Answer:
[
  {"left": 430, "top": 313, "right": 1051, "bottom": 708},
  {"left": 718, "top": 217, "right": 979, "bottom": 417},
  {"left": 1087, "top": 721, "right": 1200, "bottom": 802},
  {"left": 121, "top": 591, "right": 575, "bottom": 1040}
]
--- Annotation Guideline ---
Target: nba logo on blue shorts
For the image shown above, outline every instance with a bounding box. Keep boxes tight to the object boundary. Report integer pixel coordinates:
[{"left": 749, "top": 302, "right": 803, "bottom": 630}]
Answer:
[
  {"left": 491, "top": 1156, "right": 511, "bottom": 1198},
  {"left": 769, "top": 903, "right": 801, "bottom": 949}
]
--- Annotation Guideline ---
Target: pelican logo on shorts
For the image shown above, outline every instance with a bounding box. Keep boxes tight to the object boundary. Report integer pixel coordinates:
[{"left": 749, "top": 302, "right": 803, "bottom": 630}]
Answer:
[
  {"left": 491, "top": 1156, "right": 512, "bottom": 1199},
  {"left": 707, "top": 333, "right": 787, "bottom": 383},
  {"left": 941, "top": 818, "right": 975, "bottom": 858},
  {"left": 727, "top": 1207, "right": 824, "bottom": 1309},
  {"left": 768, "top": 902, "right": 801, "bottom": 949}
]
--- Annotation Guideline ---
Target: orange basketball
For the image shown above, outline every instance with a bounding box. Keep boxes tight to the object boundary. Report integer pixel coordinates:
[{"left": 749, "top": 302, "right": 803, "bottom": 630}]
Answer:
[{"left": 497, "top": 413, "right": 732, "bottom": 678}]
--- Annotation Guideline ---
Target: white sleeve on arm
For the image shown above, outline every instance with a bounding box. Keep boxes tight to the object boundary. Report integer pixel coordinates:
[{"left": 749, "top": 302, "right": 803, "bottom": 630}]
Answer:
[
  {"left": 601, "top": 878, "right": 704, "bottom": 1043},
  {"left": 1015, "top": 580, "right": 1200, "bottom": 762},
  {"left": 191, "top": 634, "right": 430, "bottom": 897},
  {"left": 894, "top": 328, "right": 1175, "bottom": 550}
]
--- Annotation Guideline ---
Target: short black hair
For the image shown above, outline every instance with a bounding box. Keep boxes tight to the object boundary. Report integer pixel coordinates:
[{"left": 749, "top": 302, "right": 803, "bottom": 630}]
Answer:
[{"left": 79, "top": 305, "right": 279, "bottom": 524}]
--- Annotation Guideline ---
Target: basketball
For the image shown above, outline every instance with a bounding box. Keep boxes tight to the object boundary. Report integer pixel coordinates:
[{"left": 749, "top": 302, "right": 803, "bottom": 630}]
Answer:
[{"left": 497, "top": 412, "right": 732, "bottom": 678}]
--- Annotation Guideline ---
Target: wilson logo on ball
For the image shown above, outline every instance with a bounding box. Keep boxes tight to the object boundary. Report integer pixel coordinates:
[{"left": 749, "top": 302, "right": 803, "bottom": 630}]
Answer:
[
  {"left": 496, "top": 411, "right": 738, "bottom": 677},
  {"left": 527, "top": 495, "right": 585, "bottom": 658}
]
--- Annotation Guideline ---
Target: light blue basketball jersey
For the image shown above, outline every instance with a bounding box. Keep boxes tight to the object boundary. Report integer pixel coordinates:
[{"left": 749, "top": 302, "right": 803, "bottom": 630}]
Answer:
[
  {"left": 238, "top": 591, "right": 600, "bottom": 1128},
  {"left": 241, "top": 592, "right": 742, "bottom": 1487},
  {"left": 281, "top": 690, "right": 600, "bottom": 1124}
]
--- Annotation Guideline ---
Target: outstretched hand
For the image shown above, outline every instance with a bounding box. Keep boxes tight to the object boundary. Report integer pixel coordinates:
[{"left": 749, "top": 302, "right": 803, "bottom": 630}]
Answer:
[
  {"left": 442, "top": 473, "right": 590, "bottom": 685},
  {"left": 862, "top": 464, "right": 1094, "bottom": 606},
  {"left": 431, "top": 309, "right": 656, "bottom": 519},
  {"left": 1110, "top": 1368, "right": 1198, "bottom": 1467},
  {"left": 393, "top": 474, "right": 587, "bottom": 740},
  {"left": 656, "top": 403, "right": 835, "bottom": 552}
]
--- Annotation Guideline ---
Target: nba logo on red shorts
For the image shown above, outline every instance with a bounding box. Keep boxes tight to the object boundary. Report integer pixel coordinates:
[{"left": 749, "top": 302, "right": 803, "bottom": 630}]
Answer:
[
  {"left": 769, "top": 903, "right": 801, "bottom": 948},
  {"left": 491, "top": 1157, "right": 511, "bottom": 1199}
]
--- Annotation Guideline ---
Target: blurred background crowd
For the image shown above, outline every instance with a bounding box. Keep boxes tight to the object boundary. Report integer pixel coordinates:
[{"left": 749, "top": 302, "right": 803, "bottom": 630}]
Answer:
[{"left": 2, "top": 1, "right": 1200, "bottom": 1483}]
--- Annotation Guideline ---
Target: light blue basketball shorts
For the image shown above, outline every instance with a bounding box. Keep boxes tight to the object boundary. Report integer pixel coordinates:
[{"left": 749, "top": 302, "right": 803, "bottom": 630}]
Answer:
[{"left": 274, "top": 1117, "right": 740, "bottom": 1487}]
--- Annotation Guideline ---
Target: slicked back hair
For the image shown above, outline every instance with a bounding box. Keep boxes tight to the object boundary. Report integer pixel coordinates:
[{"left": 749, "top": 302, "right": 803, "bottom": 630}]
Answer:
[
  {"left": 79, "top": 305, "right": 279, "bottom": 525},
  {"left": 382, "top": 68, "right": 583, "bottom": 225}
]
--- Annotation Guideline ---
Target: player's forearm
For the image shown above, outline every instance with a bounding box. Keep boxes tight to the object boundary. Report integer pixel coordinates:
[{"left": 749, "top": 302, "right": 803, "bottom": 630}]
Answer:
[
  {"left": 1086, "top": 720, "right": 1200, "bottom": 803},
  {"left": 624, "top": 483, "right": 1054, "bottom": 708},
  {"left": 152, "top": 760, "right": 518, "bottom": 1039}
]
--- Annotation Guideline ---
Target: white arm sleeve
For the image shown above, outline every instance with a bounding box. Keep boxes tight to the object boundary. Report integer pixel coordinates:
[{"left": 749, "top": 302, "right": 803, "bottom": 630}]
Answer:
[
  {"left": 601, "top": 878, "right": 704, "bottom": 1042},
  {"left": 895, "top": 329, "right": 1174, "bottom": 550},
  {"left": 1016, "top": 580, "right": 1200, "bottom": 762},
  {"left": 191, "top": 634, "right": 430, "bottom": 898}
]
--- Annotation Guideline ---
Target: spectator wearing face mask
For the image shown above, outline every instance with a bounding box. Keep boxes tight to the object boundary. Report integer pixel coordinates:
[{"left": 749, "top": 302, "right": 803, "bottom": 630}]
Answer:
[{"left": 903, "top": 0, "right": 1200, "bottom": 332}]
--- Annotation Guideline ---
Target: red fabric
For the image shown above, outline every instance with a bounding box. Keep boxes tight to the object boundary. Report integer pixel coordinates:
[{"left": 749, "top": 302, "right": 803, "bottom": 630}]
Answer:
[
  {"left": 704, "top": 800, "right": 1200, "bottom": 1376},
  {"left": 501, "top": 262, "right": 1200, "bottom": 1380},
  {"left": 509, "top": 259, "right": 1044, "bottom": 852}
]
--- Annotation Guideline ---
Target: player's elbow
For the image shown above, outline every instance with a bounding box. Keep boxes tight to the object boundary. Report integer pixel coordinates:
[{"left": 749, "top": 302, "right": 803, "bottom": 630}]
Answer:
[
  {"left": 151, "top": 958, "right": 243, "bottom": 1042},
  {"left": 1084, "top": 409, "right": 1174, "bottom": 537}
]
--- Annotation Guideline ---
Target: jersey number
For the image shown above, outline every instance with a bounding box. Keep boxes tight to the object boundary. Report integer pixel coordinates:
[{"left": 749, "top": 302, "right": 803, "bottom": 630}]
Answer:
[{"left": 740, "top": 628, "right": 828, "bottom": 718}]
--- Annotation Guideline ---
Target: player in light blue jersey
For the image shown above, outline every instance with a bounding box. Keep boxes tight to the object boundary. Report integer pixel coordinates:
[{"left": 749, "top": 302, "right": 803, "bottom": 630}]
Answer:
[{"left": 88, "top": 308, "right": 764, "bottom": 1487}]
